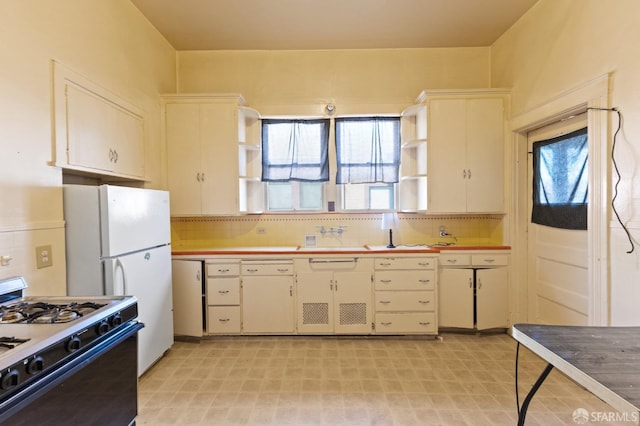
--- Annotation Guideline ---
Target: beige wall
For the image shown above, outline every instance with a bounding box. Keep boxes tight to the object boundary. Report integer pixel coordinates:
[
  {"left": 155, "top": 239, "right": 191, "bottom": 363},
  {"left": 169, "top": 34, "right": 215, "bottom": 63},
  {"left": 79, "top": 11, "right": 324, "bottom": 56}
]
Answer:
[
  {"left": 174, "top": 47, "right": 498, "bottom": 250},
  {"left": 492, "top": 0, "right": 640, "bottom": 325},
  {"left": 0, "top": 0, "right": 175, "bottom": 294},
  {"left": 177, "top": 48, "right": 492, "bottom": 112}
]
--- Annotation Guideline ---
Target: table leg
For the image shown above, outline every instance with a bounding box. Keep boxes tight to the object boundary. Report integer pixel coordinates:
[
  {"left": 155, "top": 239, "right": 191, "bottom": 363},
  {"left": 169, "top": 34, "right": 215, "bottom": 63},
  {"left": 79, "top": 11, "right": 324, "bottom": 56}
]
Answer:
[{"left": 518, "top": 363, "right": 554, "bottom": 426}]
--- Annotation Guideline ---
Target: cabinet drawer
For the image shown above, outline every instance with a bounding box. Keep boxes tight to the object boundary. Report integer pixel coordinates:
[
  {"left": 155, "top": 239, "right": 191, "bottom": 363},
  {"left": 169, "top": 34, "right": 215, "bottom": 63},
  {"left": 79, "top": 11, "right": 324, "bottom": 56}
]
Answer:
[
  {"left": 207, "top": 306, "right": 241, "bottom": 334},
  {"left": 241, "top": 262, "right": 294, "bottom": 275},
  {"left": 375, "top": 291, "right": 435, "bottom": 312},
  {"left": 375, "top": 271, "right": 435, "bottom": 290},
  {"left": 375, "top": 257, "right": 436, "bottom": 270},
  {"left": 375, "top": 312, "right": 436, "bottom": 334},
  {"left": 472, "top": 254, "right": 509, "bottom": 267},
  {"left": 438, "top": 254, "right": 471, "bottom": 267},
  {"left": 206, "top": 277, "right": 240, "bottom": 305},
  {"left": 206, "top": 262, "right": 240, "bottom": 277}
]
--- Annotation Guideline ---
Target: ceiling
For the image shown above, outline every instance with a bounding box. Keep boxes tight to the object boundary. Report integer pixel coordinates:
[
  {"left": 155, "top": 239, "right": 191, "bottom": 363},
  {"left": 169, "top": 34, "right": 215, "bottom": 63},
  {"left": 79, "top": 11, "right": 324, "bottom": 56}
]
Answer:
[{"left": 130, "top": 0, "right": 539, "bottom": 51}]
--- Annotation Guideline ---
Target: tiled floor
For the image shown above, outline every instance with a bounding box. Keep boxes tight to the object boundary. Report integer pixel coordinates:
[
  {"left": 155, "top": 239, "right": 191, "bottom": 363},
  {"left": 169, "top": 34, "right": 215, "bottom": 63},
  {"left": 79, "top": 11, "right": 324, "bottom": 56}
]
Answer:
[{"left": 137, "top": 333, "right": 626, "bottom": 425}]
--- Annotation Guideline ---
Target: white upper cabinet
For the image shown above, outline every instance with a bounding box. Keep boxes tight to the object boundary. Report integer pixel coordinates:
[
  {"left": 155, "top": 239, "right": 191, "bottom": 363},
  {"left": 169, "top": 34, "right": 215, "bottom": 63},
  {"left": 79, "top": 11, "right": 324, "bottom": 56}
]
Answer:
[
  {"left": 163, "top": 95, "right": 264, "bottom": 216},
  {"left": 53, "top": 61, "right": 145, "bottom": 180},
  {"left": 427, "top": 92, "right": 507, "bottom": 213},
  {"left": 400, "top": 90, "right": 508, "bottom": 214}
]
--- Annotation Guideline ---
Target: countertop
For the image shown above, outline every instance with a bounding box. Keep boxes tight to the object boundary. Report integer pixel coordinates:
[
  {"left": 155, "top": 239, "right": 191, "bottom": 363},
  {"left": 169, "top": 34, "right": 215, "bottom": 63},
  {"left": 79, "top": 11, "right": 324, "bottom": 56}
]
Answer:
[{"left": 171, "top": 244, "right": 511, "bottom": 256}]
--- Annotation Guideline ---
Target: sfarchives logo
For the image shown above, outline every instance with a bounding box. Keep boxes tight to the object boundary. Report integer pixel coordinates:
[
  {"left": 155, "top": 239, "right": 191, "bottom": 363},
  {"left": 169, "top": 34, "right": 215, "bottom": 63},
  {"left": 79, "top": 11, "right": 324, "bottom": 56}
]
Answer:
[{"left": 573, "top": 407, "right": 640, "bottom": 423}]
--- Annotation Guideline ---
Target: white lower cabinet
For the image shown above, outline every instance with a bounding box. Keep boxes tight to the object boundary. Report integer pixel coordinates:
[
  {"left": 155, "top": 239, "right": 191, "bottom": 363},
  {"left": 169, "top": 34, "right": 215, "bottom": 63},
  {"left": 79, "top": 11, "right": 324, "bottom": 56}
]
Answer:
[
  {"left": 206, "top": 260, "right": 241, "bottom": 334},
  {"left": 438, "top": 253, "right": 509, "bottom": 330},
  {"left": 373, "top": 257, "right": 438, "bottom": 335},
  {"left": 241, "top": 261, "right": 295, "bottom": 333},
  {"left": 171, "top": 259, "right": 204, "bottom": 337},
  {"left": 295, "top": 258, "right": 373, "bottom": 334}
]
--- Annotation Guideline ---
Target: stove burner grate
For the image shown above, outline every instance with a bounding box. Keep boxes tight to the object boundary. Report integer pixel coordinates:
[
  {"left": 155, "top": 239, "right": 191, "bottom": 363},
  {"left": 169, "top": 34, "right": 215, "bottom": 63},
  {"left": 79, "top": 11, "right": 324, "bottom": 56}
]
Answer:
[
  {"left": 0, "top": 336, "right": 30, "bottom": 350},
  {"left": 0, "top": 302, "right": 106, "bottom": 324}
]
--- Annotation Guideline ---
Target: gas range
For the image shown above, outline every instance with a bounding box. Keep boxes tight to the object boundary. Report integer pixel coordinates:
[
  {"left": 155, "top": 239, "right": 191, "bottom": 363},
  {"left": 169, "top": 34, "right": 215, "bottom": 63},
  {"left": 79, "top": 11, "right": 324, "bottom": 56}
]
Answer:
[
  {"left": 0, "top": 295, "right": 138, "bottom": 372},
  {"left": 0, "top": 277, "right": 142, "bottom": 422}
]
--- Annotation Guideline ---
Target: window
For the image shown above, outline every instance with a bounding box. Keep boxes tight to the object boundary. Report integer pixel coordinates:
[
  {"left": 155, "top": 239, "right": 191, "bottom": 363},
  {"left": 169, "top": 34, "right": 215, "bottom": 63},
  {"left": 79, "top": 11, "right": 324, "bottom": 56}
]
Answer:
[
  {"left": 335, "top": 117, "right": 400, "bottom": 211},
  {"left": 262, "top": 119, "right": 329, "bottom": 211},
  {"left": 532, "top": 127, "right": 588, "bottom": 229}
]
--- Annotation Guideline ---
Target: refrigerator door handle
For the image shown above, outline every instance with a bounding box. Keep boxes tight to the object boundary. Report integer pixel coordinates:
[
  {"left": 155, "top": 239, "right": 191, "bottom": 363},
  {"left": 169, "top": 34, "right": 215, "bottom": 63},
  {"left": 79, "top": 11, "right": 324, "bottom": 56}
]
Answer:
[{"left": 114, "top": 257, "right": 127, "bottom": 296}]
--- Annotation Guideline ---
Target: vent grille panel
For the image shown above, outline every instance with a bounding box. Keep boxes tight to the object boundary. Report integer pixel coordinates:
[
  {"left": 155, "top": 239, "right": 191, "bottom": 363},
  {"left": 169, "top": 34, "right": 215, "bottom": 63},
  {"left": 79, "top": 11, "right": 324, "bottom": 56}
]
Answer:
[
  {"left": 302, "top": 303, "right": 329, "bottom": 325},
  {"left": 339, "top": 303, "right": 367, "bottom": 325}
]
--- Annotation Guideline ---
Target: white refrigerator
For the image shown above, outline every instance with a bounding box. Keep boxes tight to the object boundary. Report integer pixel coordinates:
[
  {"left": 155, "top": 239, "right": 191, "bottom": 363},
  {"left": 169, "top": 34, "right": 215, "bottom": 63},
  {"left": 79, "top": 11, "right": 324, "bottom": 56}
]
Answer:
[{"left": 63, "top": 184, "right": 174, "bottom": 376}]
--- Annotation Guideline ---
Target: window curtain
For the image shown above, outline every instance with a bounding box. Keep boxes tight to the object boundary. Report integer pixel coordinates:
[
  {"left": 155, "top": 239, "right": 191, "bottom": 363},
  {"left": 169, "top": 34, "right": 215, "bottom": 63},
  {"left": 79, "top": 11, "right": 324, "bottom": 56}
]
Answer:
[
  {"left": 532, "top": 127, "right": 588, "bottom": 230},
  {"left": 261, "top": 119, "right": 329, "bottom": 182},
  {"left": 335, "top": 117, "right": 400, "bottom": 184}
]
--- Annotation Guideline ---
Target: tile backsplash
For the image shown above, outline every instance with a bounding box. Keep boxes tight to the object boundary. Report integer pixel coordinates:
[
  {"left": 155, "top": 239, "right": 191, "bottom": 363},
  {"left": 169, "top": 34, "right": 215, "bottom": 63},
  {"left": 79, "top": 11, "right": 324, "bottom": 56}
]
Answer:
[{"left": 171, "top": 213, "right": 504, "bottom": 249}]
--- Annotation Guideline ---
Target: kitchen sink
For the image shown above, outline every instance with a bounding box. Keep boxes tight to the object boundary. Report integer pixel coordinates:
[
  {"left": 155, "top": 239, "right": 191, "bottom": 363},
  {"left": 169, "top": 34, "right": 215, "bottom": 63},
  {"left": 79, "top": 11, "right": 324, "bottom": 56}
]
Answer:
[{"left": 296, "top": 246, "right": 370, "bottom": 251}]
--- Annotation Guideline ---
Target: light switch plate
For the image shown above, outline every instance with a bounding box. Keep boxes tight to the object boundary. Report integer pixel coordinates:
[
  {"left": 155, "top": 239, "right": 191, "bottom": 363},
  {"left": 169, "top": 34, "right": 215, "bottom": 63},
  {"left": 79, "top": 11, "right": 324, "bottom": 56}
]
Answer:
[{"left": 36, "top": 245, "right": 53, "bottom": 269}]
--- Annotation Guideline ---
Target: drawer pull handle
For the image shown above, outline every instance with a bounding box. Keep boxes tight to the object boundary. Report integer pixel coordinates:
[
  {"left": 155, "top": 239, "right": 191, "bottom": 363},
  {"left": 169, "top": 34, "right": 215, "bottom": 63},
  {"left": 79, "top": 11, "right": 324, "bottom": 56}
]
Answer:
[
  {"left": 219, "top": 318, "right": 230, "bottom": 323},
  {"left": 218, "top": 268, "right": 230, "bottom": 273},
  {"left": 446, "top": 259, "right": 458, "bottom": 264},
  {"left": 218, "top": 290, "right": 229, "bottom": 294},
  {"left": 379, "top": 300, "right": 391, "bottom": 304},
  {"left": 381, "top": 322, "right": 392, "bottom": 326},
  {"left": 380, "top": 279, "right": 392, "bottom": 284},
  {"left": 419, "top": 279, "right": 430, "bottom": 283},
  {"left": 419, "top": 322, "right": 431, "bottom": 326},
  {"left": 246, "top": 268, "right": 258, "bottom": 273},
  {"left": 483, "top": 259, "right": 496, "bottom": 263},
  {"left": 418, "top": 300, "right": 430, "bottom": 304},
  {"left": 379, "top": 263, "right": 392, "bottom": 267},
  {"left": 418, "top": 262, "right": 430, "bottom": 267},
  {"left": 277, "top": 268, "right": 290, "bottom": 273}
]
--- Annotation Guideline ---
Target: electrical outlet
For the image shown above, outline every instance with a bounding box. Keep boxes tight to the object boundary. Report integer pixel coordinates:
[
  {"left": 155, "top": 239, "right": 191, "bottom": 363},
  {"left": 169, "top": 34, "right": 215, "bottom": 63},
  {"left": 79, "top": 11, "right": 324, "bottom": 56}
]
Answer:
[
  {"left": 36, "top": 245, "right": 53, "bottom": 269},
  {"left": 256, "top": 227, "right": 266, "bottom": 234}
]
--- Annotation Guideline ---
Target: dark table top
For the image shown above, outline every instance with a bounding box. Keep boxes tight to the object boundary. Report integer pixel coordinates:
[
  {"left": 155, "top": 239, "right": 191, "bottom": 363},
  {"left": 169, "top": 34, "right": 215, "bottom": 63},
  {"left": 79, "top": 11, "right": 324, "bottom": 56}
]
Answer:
[{"left": 512, "top": 323, "right": 640, "bottom": 418}]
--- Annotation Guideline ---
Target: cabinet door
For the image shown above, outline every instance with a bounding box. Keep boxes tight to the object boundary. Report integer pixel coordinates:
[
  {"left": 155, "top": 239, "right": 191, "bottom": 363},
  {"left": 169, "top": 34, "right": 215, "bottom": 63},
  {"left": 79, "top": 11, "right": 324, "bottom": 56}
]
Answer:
[
  {"left": 438, "top": 268, "right": 474, "bottom": 328},
  {"left": 171, "top": 260, "right": 203, "bottom": 337},
  {"left": 466, "top": 98, "right": 504, "bottom": 212},
  {"left": 428, "top": 99, "right": 467, "bottom": 212},
  {"left": 296, "top": 271, "right": 334, "bottom": 333},
  {"left": 242, "top": 275, "right": 294, "bottom": 333},
  {"left": 476, "top": 268, "right": 508, "bottom": 330},
  {"left": 200, "top": 103, "right": 239, "bottom": 215},
  {"left": 334, "top": 271, "right": 372, "bottom": 334},
  {"left": 166, "top": 103, "right": 203, "bottom": 215}
]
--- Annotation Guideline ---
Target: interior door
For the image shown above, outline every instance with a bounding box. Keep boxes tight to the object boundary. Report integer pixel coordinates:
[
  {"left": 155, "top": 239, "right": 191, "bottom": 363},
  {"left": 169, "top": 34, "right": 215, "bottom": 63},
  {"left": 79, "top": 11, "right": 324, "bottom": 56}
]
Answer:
[{"left": 527, "top": 114, "right": 589, "bottom": 325}]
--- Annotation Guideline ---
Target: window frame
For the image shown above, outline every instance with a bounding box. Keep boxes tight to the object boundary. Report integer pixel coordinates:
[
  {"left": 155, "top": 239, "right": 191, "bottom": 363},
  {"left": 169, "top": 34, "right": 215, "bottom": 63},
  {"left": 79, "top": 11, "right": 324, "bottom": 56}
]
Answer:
[{"left": 261, "top": 114, "right": 401, "bottom": 213}]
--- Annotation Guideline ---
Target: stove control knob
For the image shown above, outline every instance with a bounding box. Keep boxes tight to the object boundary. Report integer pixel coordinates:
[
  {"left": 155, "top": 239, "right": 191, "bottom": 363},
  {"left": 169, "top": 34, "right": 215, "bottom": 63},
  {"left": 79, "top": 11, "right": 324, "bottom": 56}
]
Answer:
[
  {"left": 26, "top": 356, "right": 45, "bottom": 375},
  {"left": 66, "top": 335, "right": 81, "bottom": 353},
  {"left": 109, "top": 314, "right": 123, "bottom": 327},
  {"left": 96, "top": 320, "right": 110, "bottom": 336},
  {"left": 1, "top": 370, "right": 19, "bottom": 390}
]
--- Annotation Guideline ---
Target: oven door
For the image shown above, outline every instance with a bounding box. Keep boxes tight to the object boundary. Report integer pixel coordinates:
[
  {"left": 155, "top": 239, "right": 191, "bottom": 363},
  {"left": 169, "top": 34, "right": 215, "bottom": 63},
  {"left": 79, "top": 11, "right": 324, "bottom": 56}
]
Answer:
[{"left": 0, "top": 321, "right": 144, "bottom": 425}]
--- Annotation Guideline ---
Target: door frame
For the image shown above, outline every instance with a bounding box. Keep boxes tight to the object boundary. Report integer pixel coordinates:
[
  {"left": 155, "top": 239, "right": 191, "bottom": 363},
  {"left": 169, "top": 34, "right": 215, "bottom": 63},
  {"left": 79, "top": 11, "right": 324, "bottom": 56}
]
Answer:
[{"left": 509, "top": 73, "right": 612, "bottom": 326}]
